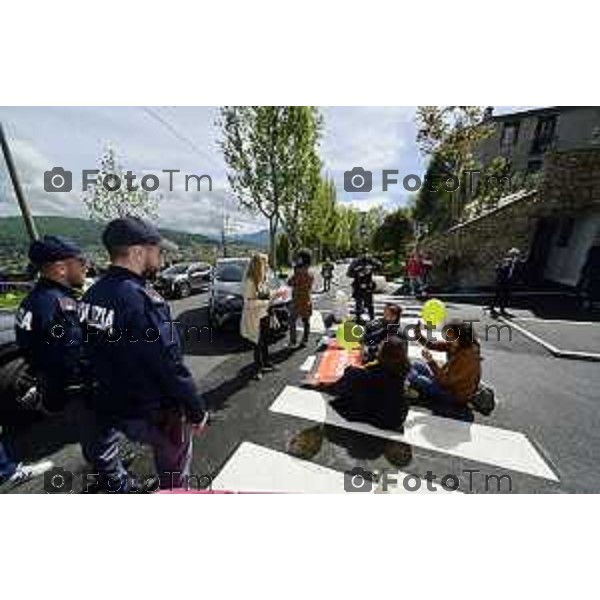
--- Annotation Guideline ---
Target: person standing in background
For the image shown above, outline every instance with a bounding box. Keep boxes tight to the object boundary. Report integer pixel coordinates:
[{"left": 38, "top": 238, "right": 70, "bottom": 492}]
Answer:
[
  {"left": 489, "top": 247, "right": 524, "bottom": 316},
  {"left": 288, "top": 249, "right": 314, "bottom": 348},
  {"left": 321, "top": 255, "right": 334, "bottom": 292},
  {"left": 347, "top": 250, "right": 382, "bottom": 322}
]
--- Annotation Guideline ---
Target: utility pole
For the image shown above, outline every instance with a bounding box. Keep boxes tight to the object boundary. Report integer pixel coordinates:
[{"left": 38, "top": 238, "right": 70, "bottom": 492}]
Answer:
[
  {"left": 221, "top": 214, "right": 230, "bottom": 258},
  {"left": 0, "top": 123, "right": 39, "bottom": 241}
]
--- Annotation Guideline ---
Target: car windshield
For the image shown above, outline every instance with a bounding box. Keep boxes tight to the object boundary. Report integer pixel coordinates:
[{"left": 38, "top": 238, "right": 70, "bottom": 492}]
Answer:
[
  {"left": 163, "top": 264, "right": 190, "bottom": 275},
  {"left": 215, "top": 260, "right": 248, "bottom": 282}
]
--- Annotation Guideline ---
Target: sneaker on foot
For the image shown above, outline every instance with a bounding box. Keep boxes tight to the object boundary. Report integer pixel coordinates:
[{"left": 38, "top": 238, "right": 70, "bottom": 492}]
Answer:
[{"left": 5, "top": 460, "right": 54, "bottom": 489}]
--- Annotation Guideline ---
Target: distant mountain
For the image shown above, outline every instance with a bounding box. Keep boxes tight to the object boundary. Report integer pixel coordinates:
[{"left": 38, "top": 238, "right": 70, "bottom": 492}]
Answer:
[
  {"left": 0, "top": 215, "right": 215, "bottom": 248},
  {"left": 231, "top": 229, "right": 269, "bottom": 248},
  {"left": 0, "top": 216, "right": 255, "bottom": 272}
]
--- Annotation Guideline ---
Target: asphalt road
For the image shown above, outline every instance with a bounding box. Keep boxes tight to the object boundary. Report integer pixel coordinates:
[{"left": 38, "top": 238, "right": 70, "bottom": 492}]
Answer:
[{"left": 3, "top": 264, "right": 600, "bottom": 493}]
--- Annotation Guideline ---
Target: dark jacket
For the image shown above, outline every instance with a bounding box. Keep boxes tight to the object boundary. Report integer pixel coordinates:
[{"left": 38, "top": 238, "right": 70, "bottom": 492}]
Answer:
[
  {"left": 362, "top": 317, "right": 406, "bottom": 363},
  {"left": 15, "top": 278, "right": 85, "bottom": 407},
  {"left": 347, "top": 256, "right": 382, "bottom": 298},
  {"left": 328, "top": 362, "right": 409, "bottom": 430},
  {"left": 81, "top": 266, "right": 205, "bottom": 420}
]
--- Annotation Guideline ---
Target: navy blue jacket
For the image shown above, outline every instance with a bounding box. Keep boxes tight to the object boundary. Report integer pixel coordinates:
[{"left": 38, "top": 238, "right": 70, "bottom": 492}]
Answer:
[
  {"left": 15, "top": 278, "right": 85, "bottom": 401},
  {"left": 81, "top": 266, "right": 205, "bottom": 420}
]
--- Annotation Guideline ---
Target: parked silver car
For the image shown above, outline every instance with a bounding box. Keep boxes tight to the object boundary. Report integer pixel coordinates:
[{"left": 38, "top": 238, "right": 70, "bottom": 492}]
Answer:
[{"left": 155, "top": 262, "right": 212, "bottom": 298}]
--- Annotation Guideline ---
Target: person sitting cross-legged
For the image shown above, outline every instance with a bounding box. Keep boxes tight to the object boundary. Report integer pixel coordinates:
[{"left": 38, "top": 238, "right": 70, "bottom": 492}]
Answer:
[{"left": 407, "top": 320, "right": 480, "bottom": 421}]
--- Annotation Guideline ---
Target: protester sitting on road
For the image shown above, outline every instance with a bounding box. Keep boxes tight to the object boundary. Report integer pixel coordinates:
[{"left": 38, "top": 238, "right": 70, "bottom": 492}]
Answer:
[
  {"left": 321, "top": 256, "right": 334, "bottom": 292},
  {"left": 311, "top": 335, "right": 411, "bottom": 431},
  {"left": 489, "top": 247, "right": 525, "bottom": 316},
  {"left": 241, "top": 253, "right": 286, "bottom": 380},
  {"left": 407, "top": 320, "right": 481, "bottom": 420},
  {"left": 361, "top": 302, "right": 406, "bottom": 363},
  {"left": 0, "top": 428, "right": 54, "bottom": 489},
  {"left": 288, "top": 249, "right": 314, "bottom": 349}
]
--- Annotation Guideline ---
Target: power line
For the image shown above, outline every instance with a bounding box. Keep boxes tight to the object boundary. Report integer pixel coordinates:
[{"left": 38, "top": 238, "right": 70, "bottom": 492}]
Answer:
[{"left": 140, "top": 106, "right": 212, "bottom": 162}]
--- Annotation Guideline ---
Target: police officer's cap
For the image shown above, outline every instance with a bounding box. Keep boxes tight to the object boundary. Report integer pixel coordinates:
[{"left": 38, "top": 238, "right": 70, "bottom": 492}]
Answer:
[
  {"left": 102, "top": 216, "right": 177, "bottom": 251},
  {"left": 28, "top": 235, "right": 83, "bottom": 266}
]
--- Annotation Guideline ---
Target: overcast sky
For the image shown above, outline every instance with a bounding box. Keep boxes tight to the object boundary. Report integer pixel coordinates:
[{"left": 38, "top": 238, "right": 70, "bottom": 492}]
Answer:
[{"left": 0, "top": 106, "right": 530, "bottom": 236}]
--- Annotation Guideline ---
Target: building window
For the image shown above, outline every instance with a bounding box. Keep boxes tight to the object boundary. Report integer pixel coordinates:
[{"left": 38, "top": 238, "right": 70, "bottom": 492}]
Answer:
[
  {"left": 500, "top": 122, "right": 519, "bottom": 153},
  {"left": 531, "top": 115, "right": 557, "bottom": 154},
  {"left": 557, "top": 217, "right": 575, "bottom": 247}
]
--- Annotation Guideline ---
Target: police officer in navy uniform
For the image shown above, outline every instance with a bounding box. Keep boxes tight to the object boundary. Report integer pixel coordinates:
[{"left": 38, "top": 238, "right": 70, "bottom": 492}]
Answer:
[
  {"left": 14, "top": 235, "right": 88, "bottom": 413},
  {"left": 81, "top": 217, "right": 207, "bottom": 492}
]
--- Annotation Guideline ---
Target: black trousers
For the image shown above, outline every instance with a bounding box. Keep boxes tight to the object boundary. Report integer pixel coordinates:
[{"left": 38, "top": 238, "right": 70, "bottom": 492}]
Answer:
[
  {"left": 492, "top": 283, "right": 512, "bottom": 312},
  {"left": 290, "top": 312, "right": 310, "bottom": 345},
  {"left": 355, "top": 294, "right": 375, "bottom": 321},
  {"left": 253, "top": 316, "right": 271, "bottom": 369},
  {"left": 323, "top": 277, "right": 332, "bottom": 292}
]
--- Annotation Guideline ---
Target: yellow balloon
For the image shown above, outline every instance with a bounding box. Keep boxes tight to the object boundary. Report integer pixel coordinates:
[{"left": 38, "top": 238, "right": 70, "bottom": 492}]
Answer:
[{"left": 421, "top": 298, "right": 447, "bottom": 327}]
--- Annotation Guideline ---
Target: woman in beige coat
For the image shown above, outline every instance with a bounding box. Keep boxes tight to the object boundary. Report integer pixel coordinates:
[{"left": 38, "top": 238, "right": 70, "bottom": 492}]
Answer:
[{"left": 240, "top": 253, "right": 284, "bottom": 379}]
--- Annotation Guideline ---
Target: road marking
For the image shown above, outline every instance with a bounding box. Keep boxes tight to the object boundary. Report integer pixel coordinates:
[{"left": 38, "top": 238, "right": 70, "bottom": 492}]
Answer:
[
  {"left": 269, "top": 385, "right": 558, "bottom": 482},
  {"left": 211, "top": 442, "right": 454, "bottom": 494},
  {"left": 297, "top": 311, "right": 326, "bottom": 334},
  {"left": 515, "top": 317, "right": 600, "bottom": 327},
  {"left": 299, "top": 355, "right": 317, "bottom": 372}
]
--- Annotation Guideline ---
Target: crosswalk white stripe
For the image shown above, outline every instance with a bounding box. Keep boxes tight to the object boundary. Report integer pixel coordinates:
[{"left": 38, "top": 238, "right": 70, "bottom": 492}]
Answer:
[
  {"left": 299, "top": 355, "right": 317, "bottom": 372},
  {"left": 211, "top": 442, "right": 455, "bottom": 494},
  {"left": 296, "top": 311, "right": 326, "bottom": 334},
  {"left": 269, "top": 385, "right": 558, "bottom": 482}
]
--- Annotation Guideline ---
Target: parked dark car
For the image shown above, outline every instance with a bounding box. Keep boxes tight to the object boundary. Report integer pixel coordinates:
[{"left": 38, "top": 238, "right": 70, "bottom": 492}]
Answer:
[{"left": 154, "top": 262, "right": 212, "bottom": 299}]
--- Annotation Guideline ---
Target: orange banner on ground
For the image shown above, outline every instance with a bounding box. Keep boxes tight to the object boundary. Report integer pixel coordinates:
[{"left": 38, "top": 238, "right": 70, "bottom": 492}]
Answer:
[{"left": 307, "top": 339, "right": 363, "bottom": 384}]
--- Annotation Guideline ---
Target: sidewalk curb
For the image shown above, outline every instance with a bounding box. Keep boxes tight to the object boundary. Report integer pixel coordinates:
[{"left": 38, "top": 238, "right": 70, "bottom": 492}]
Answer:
[{"left": 498, "top": 317, "right": 600, "bottom": 362}]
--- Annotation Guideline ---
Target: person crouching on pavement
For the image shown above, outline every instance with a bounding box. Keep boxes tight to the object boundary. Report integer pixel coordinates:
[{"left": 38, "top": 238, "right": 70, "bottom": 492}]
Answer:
[
  {"left": 82, "top": 217, "right": 208, "bottom": 492},
  {"left": 288, "top": 249, "right": 314, "bottom": 349},
  {"left": 407, "top": 320, "right": 481, "bottom": 420},
  {"left": 361, "top": 302, "right": 404, "bottom": 363},
  {"left": 241, "top": 253, "right": 286, "bottom": 380}
]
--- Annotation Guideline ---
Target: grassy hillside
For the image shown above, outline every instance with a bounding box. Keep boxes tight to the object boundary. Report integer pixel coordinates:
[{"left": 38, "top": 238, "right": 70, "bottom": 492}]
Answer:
[{"left": 0, "top": 216, "right": 255, "bottom": 273}]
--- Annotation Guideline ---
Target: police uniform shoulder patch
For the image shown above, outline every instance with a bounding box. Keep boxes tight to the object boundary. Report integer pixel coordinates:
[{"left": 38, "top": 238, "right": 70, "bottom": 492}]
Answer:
[
  {"left": 59, "top": 296, "right": 78, "bottom": 312},
  {"left": 141, "top": 285, "right": 165, "bottom": 304}
]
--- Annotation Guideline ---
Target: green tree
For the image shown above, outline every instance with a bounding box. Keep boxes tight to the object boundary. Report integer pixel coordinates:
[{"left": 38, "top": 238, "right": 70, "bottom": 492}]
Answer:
[
  {"left": 82, "top": 148, "right": 159, "bottom": 221},
  {"left": 416, "top": 106, "right": 493, "bottom": 223},
  {"left": 299, "top": 176, "right": 337, "bottom": 261},
  {"left": 372, "top": 208, "right": 413, "bottom": 260},
  {"left": 275, "top": 231, "right": 291, "bottom": 268},
  {"left": 219, "top": 106, "right": 322, "bottom": 267},
  {"left": 412, "top": 152, "right": 453, "bottom": 233}
]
